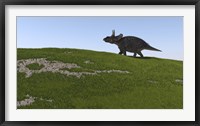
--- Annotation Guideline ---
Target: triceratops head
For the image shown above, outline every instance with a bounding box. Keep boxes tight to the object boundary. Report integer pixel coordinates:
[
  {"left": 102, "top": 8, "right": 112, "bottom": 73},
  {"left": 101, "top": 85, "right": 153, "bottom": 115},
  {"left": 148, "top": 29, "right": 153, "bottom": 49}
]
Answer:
[{"left": 103, "top": 30, "right": 123, "bottom": 44}]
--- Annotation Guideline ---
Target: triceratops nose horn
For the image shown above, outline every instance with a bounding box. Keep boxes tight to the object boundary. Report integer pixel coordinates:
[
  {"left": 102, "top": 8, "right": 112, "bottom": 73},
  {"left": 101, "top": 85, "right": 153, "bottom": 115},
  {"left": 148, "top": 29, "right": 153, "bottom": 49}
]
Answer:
[{"left": 112, "top": 30, "right": 115, "bottom": 36}]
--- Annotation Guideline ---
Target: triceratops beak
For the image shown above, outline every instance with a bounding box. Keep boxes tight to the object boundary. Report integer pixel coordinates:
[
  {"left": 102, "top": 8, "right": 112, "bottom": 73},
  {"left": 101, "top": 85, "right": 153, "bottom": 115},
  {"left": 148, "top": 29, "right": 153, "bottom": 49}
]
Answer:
[{"left": 103, "top": 37, "right": 107, "bottom": 42}]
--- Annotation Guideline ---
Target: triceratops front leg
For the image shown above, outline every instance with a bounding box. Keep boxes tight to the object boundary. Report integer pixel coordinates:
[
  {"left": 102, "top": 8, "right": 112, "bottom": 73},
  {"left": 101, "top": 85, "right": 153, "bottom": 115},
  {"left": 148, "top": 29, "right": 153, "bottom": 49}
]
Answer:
[
  {"left": 119, "top": 48, "right": 126, "bottom": 56},
  {"left": 133, "top": 52, "right": 137, "bottom": 57},
  {"left": 119, "top": 51, "right": 126, "bottom": 56},
  {"left": 118, "top": 51, "right": 123, "bottom": 55},
  {"left": 123, "top": 51, "right": 127, "bottom": 56}
]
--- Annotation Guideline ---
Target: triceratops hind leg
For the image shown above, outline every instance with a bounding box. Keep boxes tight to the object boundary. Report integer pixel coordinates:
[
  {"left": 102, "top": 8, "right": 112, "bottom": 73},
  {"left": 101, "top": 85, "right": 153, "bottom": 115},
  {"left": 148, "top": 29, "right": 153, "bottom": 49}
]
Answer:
[{"left": 137, "top": 51, "right": 143, "bottom": 58}]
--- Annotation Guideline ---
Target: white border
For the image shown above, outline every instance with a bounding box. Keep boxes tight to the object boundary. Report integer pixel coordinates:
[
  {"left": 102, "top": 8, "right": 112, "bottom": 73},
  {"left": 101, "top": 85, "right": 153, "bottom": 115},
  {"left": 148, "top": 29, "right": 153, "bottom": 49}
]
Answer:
[{"left": 5, "top": 5, "right": 195, "bottom": 121}]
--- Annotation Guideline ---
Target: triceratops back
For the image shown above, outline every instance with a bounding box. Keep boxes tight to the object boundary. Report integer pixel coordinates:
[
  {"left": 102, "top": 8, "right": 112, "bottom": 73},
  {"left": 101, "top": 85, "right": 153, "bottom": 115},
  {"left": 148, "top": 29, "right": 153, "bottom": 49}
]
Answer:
[{"left": 119, "top": 36, "right": 150, "bottom": 51}]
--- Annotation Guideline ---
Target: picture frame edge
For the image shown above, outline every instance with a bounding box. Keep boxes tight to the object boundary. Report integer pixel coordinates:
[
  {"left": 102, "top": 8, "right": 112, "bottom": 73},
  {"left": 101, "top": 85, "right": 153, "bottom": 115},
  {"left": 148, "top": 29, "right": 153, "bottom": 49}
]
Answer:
[{"left": 0, "top": 0, "right": 199, "bottom": 125}]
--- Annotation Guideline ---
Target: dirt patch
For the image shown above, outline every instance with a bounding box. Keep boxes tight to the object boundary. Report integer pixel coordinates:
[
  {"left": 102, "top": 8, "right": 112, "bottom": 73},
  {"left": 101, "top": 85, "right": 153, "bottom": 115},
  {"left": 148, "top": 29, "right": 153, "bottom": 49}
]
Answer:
[
  {"left": 175, "top": 79, "right": 183, "bottom": 83},
  {"left": 148, "top": 80, "right": 158, "bottom": 84},
  {"left": 17, "top": 94, "right": 53, "bottom": 107},
  {"left": 84, "top": 60, "right": 94, "bottom": 64},
  {"left": 17, "top": 96, "right": 36, "bottom": 107},
  {"left": 64, "top": 51, "right": 72, "bottom": 54},
  {"left": 17, "top": 58, "right": 130, "bottom": 78},
  {"left": 17, "top": 58, "right": 80, "bottom": 78}
]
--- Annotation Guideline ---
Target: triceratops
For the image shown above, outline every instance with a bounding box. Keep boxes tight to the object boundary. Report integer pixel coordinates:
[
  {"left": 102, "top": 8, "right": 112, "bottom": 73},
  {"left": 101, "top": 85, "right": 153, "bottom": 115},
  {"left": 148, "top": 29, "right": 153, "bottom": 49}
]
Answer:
[{"left": 103, "top": 30, "right": 161, "bottom": 57}]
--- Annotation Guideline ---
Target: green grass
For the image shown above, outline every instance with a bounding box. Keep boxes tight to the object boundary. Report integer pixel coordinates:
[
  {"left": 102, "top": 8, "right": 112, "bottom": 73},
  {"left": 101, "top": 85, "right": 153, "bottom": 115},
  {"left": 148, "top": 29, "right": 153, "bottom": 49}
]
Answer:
[
  {"left": 26, "top": 63, "right": 44, "bottom": 70},
  {"left": 17, "top": 48, "right": 183, "bottom": 109}
]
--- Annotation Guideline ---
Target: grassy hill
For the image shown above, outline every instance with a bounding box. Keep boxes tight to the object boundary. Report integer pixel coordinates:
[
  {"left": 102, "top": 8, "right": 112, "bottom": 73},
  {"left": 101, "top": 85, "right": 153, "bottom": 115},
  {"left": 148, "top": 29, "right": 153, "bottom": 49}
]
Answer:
[{"left": 17, "top": 48, "right": 183, "bottom": 109}]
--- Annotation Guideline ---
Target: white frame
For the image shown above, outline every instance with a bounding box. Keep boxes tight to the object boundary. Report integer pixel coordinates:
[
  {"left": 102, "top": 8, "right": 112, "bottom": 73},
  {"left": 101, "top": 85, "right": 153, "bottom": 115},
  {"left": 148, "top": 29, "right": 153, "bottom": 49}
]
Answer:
[{"left": 5, "top": 5, "right": 195, "bottom": 121}]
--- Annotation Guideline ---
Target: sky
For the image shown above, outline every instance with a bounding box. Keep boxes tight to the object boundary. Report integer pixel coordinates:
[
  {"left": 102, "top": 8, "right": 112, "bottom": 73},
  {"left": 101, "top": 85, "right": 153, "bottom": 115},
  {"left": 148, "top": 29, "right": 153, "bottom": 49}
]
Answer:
[{"left": 17, "top": 16, "right": 183, "bottom": 60}]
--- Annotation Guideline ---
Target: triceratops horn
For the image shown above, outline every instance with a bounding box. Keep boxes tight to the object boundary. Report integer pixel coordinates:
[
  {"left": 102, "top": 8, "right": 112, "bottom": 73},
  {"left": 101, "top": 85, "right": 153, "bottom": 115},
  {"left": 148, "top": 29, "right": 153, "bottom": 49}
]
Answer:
[{"left": 112, "top": 30, "right": 115, "bottom": 36}]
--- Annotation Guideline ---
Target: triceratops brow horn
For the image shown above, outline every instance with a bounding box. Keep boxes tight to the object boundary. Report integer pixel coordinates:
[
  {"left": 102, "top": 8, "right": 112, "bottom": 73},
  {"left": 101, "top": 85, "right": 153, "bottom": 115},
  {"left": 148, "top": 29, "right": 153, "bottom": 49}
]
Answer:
[{"left": 112, "top": 30, "right": 115, "bottom": 36}]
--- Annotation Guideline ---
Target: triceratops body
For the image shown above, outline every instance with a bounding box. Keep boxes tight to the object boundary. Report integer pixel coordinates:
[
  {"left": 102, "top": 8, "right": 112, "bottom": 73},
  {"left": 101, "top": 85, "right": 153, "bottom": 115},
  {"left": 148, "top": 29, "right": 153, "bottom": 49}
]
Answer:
[{"left": 103, "top": 30, "right": 161, "bottom": 57}]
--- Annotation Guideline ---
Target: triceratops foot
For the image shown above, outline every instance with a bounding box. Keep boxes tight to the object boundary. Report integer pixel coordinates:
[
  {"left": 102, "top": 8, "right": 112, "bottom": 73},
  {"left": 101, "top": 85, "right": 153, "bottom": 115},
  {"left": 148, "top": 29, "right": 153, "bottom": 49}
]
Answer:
[{"left": 118, "top": 51, "right": 123, "bottom": 55}]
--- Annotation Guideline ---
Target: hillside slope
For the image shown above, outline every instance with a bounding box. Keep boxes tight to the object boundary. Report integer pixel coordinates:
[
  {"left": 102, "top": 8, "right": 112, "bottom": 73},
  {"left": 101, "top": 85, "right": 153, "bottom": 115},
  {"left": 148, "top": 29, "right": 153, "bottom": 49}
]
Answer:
[{"left": 17, "top": 48, "right": 183, "bottom": 109}]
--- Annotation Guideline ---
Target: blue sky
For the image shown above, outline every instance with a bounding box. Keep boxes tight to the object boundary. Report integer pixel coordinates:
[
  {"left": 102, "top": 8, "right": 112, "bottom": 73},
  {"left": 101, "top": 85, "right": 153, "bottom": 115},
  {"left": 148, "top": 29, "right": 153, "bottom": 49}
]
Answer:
[{"left": 17, "top": 16, "right": 183, "bottom": 60}]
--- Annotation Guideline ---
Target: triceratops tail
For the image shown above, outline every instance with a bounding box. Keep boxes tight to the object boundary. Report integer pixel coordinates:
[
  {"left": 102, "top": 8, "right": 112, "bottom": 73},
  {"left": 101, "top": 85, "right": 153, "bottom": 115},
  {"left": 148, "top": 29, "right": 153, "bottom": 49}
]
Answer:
[{"left": 146, "top": 46, "right": 162, "bottom": 52}]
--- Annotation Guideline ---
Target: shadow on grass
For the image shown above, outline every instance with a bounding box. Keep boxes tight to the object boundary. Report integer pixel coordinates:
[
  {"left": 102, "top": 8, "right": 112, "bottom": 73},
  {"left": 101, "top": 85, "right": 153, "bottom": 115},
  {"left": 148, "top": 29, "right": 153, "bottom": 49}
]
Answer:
[{"left": 127, "top": 56, "right": 158, "bottom": 60}]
